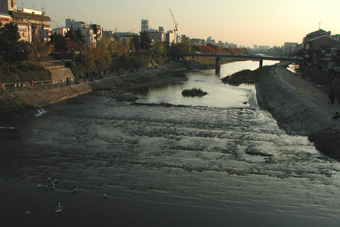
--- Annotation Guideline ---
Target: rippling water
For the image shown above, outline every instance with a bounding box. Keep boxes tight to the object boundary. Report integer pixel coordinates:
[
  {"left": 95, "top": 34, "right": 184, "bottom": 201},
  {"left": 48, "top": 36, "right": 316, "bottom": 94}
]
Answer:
[
  {"left": 136, "top": 72, "right": 255, "bottom": 108},
  {"left": 137, "top": 60, "right": 277, "bottom": 108},
  {"left": 1, "top": 61, "right": 340, "bottom": 226}
]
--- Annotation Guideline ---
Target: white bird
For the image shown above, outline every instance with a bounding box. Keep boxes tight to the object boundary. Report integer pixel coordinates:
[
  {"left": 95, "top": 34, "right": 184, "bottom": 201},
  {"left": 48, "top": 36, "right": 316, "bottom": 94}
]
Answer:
[
  {"left": 37, "top": 184, "right": 42, "bottom": 189},
  {"left": 55, "top": 202, "right": 63, "bottom": 214},
  {"left": 47, "top": 177, "right": 51, "bottom": 182},
  {"left": 26, "top": 210, "right": 31, "bottom": 215},
  {"left": 103, "top": 193, "right": 107, "bottom": 199}
]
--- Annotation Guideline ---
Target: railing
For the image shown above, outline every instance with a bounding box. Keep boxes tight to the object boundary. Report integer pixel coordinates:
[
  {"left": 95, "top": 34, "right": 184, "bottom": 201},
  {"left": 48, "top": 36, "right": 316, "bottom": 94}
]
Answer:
[
  {"left": 0, "top": 78, "right": 84, "bottom": 96},
  {"left": 183, "top": 52, "right": 303, "bottom": 62},
  {"left": 0, "top": 71, "right": 107, "bottom": 96}
]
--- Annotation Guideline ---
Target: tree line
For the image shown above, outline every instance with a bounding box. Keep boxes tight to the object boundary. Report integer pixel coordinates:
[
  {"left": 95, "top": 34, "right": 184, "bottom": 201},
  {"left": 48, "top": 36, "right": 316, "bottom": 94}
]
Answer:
[{"left": 0, "top": 22, "right": 248, "bottom": 83}]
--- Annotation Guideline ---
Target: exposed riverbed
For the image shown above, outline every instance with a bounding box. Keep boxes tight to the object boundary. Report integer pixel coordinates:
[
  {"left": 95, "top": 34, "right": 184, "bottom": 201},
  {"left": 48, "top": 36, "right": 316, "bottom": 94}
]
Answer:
[{"left": 1, "top": 61, "right": 340, "bottom": 226}]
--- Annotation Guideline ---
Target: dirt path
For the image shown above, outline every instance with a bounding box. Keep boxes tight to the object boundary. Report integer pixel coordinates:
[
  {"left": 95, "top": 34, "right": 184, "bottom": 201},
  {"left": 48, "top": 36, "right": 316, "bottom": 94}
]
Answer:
[
  {"left": 274, "top": 62, "right": 340, "bottom": 118},
  {"left": 256, "top": 62, "right": 340, "bottom": 159}
]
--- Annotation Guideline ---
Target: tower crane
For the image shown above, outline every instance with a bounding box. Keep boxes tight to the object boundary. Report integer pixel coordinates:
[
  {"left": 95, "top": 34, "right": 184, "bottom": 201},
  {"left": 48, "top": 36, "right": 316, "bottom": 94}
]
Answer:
[
  {"left": 169, "top": 8, "right": 178, "bottom": 32},
  {"left": 169, "top": 9, "right": 178, "bottom": 43}
]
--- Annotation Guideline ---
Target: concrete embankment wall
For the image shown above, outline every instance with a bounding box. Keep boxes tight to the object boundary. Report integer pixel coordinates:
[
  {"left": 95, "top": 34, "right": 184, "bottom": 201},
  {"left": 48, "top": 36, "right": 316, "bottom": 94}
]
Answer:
[
  {"left": 49, "top": 67, "right": 75, "bottom": 82},
  {"left": 256, "top": 67, "right": 340, "bottom": 159},
  {"left": 1, "top": 67, "right": 92, "bottom": 108},
  {"left": 3, "top": 83, "right": 92, "bottom": 107},
  {"left": 302, "top": 66, "right": 340, "bottom": 85}
]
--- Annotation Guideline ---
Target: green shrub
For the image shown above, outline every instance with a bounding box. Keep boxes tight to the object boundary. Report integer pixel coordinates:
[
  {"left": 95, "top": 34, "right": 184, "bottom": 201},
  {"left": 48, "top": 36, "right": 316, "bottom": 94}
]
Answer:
[
  {"left": 0, "top": 64, "right": 50, "bottom": 83},
  {"left": 18, "top": 64, "right": 29, "bottom": 72},
  {"left": 0, "top": 96, "right": 27, "bottom": 112}
]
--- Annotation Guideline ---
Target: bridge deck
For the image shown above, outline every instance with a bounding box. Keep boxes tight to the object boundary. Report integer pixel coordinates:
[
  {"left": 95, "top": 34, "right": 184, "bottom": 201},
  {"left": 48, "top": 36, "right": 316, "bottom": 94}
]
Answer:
[{"left": 183, "top": 53, "right": 302, "bottom": 62}]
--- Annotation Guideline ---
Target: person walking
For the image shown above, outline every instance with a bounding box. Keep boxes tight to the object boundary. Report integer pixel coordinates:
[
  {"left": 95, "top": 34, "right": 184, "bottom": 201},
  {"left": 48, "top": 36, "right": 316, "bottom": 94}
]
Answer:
[{"left": 329, "top": 89, "right": 336, "bottom": 104}]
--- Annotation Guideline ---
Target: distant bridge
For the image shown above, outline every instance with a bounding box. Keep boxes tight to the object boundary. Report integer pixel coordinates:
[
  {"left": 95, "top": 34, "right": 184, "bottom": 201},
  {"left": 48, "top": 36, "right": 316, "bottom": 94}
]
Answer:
[{"left": 183, "top": 52, "right": 303, "bottom": 74}]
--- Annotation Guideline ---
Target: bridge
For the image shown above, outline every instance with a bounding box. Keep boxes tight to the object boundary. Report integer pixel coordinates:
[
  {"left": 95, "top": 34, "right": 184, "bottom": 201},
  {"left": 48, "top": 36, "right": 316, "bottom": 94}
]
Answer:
[{"left": 183, "top": 52, "right": 303, "bottom": 74}]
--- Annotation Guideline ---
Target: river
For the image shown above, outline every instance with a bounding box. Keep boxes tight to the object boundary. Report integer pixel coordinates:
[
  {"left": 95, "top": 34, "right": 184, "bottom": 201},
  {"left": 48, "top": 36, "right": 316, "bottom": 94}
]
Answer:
[{"left": 1, "top": 60, "right": 340, "bottom": 226}]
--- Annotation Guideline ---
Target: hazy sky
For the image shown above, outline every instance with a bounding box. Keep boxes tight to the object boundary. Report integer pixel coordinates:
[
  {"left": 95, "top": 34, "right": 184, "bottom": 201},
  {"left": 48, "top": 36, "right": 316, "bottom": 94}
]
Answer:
[{"left": 19, "top": 0, "right": 340, "bottom": 47}]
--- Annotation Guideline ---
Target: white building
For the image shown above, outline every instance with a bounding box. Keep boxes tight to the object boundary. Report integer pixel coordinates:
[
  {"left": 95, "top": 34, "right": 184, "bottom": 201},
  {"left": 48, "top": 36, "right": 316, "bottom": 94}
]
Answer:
[
  {"left": 190, "top": 38, "right": 205, "bottom": 46},
  {"left": 0, "top": 0, "right": 51, "bottom": 42},
  {"left": 141, "top": 19, "right": 166, "bottom": 43},
  {"left": 65, "top": 18, "right": 101, "bottom": 46},
  {"left": 145, "top": 28, "right": 166, "bottom": 42},
  {"left": 52, "top": 27, "right": 68, "bottom": 36},
  {"left": 114, "top": 32, "right": 136, "bottom": 43},
  {"left": 166, "top": 30, "right": 176, "bottom": 44},
  {"left": 217, "top": 41, "right": 225, "bottom": 48},
  {"left": 207, "top": 36, "right": 216, "bottom": 45}
]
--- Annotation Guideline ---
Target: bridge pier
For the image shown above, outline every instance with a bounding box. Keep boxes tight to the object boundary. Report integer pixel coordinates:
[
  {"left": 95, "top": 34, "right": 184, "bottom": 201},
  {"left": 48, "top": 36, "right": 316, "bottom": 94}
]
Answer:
[
  {"left": 215, "top": 57, "right": 221, "bottom": 75},
  {"left": 259, "top": 59, "right": 263, "bottom": 68}
]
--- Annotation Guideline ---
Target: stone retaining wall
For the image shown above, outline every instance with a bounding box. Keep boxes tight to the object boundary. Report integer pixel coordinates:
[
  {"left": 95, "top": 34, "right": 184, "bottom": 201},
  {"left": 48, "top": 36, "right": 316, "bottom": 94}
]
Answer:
[
  {"left": 1, "top": 83, "right": 92, "bottom": 107},
  {"left": 256, "top": 67, "right": 340, "bottom": 159}
]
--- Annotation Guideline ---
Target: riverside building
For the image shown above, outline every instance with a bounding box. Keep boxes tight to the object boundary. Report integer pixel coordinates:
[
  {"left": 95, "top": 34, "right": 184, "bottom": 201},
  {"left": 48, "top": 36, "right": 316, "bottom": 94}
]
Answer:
[
  {"left": 0, "top": 0, "right": 51, "bottom": 42},
  {"left": 52, "top": 18, "right": 102, "bottom": 47},
  {"left": 141, "top": 19, "right": 166, "bottom": 42}
]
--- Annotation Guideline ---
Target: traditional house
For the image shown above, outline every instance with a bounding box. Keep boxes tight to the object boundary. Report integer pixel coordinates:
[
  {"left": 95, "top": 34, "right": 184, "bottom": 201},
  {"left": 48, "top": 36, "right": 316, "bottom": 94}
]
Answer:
[
  {"left": 327, "top": 43, "right": 340, "bottom": 73},
  {"left": 303, "top": 29, "right": 330, "bottom": 43},
  {"left": 305, "top": 35, "right": 337, "bottom": 51},
  {"left": 303, "top": 29, "right": 337, "bottom": 67},
  {"left": 11, "top": 9, "right": 51, "bottom": 42}
]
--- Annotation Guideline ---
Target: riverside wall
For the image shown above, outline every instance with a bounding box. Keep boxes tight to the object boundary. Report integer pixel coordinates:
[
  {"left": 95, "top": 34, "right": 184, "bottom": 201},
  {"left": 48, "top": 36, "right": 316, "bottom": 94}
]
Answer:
[
  {"left": 302, "top": 66, "right": 340, "bottom": 85},
  {"left": 2, "top": 83, "right": 92, "bottom": 107},
  {"left": 0, "top": 67, "right": 92, "bottom": 110},
  {"left": 0, "top": 61, "right": 190, "bottom": 112},
  {"left": 256, "top": 67, "right": 340, "bottom": 159}
]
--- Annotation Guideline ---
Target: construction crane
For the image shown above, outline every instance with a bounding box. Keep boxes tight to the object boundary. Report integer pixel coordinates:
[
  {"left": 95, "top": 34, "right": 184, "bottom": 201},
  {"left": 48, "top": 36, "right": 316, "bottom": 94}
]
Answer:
[
  {"left": 169, "top": 9, "right": 178, "bottom": 43},
  {"left": 169, "top": 9, "right": 178, "bottom": 32}
]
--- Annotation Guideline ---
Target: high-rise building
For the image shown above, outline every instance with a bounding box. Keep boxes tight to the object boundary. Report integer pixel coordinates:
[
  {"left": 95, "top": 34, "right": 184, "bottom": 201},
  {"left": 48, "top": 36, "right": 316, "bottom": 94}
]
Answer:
[
  {"left": 141, "top": 19, "right": 149, "bottom": 32},
  {"left": 166, "top": 30, "right": 176, "bottom": 44}
]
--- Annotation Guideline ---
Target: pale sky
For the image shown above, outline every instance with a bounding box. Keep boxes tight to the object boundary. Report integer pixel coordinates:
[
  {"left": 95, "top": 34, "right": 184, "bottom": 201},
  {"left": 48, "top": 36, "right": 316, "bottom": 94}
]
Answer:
[{"left": 19, "top": 0, "right": 340, "bottom": 47}]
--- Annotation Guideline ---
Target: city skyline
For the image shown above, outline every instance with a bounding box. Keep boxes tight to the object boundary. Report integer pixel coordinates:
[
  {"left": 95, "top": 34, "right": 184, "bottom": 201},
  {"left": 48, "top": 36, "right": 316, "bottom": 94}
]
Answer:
[{"left": 19, "top": 0, "right": 340, "bottom": 47}]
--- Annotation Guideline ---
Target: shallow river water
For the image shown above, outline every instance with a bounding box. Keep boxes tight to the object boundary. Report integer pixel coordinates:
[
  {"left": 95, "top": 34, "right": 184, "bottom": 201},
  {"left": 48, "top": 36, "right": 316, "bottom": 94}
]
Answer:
[{"left": 1, "top": 61, "right": 340, "bottom": 226}]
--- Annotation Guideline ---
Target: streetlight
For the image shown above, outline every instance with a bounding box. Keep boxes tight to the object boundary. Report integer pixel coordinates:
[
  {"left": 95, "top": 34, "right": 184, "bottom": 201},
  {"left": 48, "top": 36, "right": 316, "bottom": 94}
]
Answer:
[{"left": 50, "top": 20, "right": 59, "bottom": 35}]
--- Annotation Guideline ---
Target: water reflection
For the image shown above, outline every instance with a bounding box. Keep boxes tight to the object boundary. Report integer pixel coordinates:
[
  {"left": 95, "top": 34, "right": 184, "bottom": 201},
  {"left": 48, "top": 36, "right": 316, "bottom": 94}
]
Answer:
[
  {"left": 203, "top": 60, "right": 280, "bottom": 79},
  {"left": 137, "top": 60, "right": 279, "bottom": 108},
  {"left": 1, "top": 59, "right": 340, "bottom": 226},
  {"left": 136, "top": 73, "right": 252, "bottom": 108},
  {"left": 287, "top": 63, "right": 301, "bottom": 74}
]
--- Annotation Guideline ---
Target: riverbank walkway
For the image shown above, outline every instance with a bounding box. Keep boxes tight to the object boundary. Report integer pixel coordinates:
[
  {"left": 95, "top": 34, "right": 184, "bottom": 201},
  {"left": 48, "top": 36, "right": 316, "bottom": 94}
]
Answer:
[{"left": 274, "top": 62, "right": 340, "bottom": 118}]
